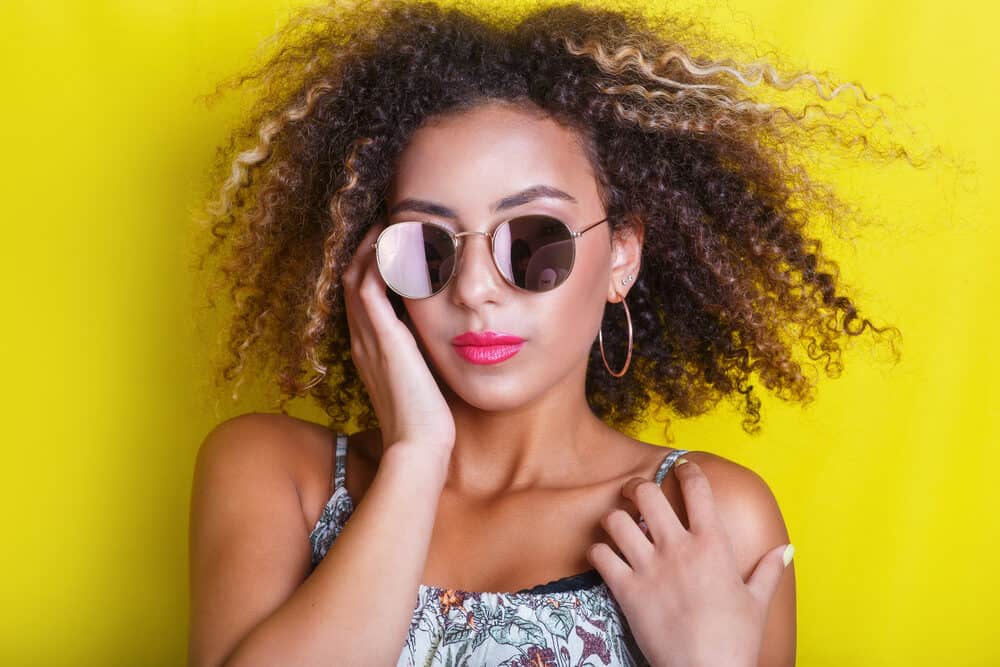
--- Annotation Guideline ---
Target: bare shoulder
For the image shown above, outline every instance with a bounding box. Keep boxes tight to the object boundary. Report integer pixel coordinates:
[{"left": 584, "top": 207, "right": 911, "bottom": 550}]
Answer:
[
  {"left": 675, "top": 450, "right": 797, "bottom": 664},
  {"left": 194, "top": 413, "right": 381, "bottom": 531},
  {"left": 196, "top": 413, "right": 323, "bottom": 513},
  {"left": 192, "top": 413, "right": 309, "bottom": 519},
  {"left": 188, "top": 412, "right": 337, "bottom": 666},
  {"left": 673, "top": 450, "right": 792, "bottom": 580},
  {"left": 617, "top": 439, "right": 790, "bottom": 577},
  {"left": 196, "top": 411, "right": 318, "bottom": 467}
]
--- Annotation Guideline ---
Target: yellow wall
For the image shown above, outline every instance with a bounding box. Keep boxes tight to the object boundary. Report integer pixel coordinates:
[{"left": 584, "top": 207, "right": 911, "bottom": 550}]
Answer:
[{"left": 1, "top": 0, "right": 996, "bottom": 664}]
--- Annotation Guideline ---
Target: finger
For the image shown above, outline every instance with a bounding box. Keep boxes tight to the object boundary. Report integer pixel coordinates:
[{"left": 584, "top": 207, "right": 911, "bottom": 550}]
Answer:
[
  {"left": 621, "top": 477, "right": 683, "bottom": 547},
  {"left": 673, "top": 457, "right": 724, "bottom": 536},
  {"left": 746, "top": 543, "right": 794, "bottom": 607},
  {"left": 586, "top": 541, "right": 632, "bottom": 589},
  {"left": 600, "top": 508, "right": 654, "bottom": 571},
  {"left": 342, "top": 221, "right": 385, "bottom": 323},
  {"left": 342, "top": 221, "right": 385, "bottom": 288},
  {"left": 343, "top": 223, "right": 388, "bottom": 347},
  {"left": 357, "top": 231, "right": 404, "bottom": 338}
]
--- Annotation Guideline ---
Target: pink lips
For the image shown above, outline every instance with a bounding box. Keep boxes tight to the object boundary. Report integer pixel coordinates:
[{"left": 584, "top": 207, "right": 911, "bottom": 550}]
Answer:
[{"left": 451, "top": 330, "right": 525, "bottom": 365}]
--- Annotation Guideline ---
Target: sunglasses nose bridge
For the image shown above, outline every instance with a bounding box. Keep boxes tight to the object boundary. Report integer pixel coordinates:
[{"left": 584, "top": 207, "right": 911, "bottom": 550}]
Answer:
[
  {"left": 451, "top": 230, "right": 492, "bottom": 264},
  {"left": 450, "top": 229, "right": 509, "bottom": 289},
  {"left": 453, "top": 230, "right": 491, "bottom": 241}
]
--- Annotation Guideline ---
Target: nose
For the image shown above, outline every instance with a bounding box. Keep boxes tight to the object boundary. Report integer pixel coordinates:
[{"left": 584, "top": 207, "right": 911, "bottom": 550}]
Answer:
[{"left": 449, "top": 231, "right": 507, "bottom": 307}]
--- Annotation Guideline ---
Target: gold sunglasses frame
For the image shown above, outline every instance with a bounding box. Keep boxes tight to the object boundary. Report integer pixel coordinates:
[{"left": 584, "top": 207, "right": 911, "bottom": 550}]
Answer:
[{"left": 370, "top": 215, "right": 611, "bottom": 299}]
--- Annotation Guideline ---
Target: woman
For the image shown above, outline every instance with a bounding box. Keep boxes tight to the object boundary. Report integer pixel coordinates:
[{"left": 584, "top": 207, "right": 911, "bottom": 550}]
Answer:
[{"left": 188, "top": 1, "right": 904, "bottom": 665}]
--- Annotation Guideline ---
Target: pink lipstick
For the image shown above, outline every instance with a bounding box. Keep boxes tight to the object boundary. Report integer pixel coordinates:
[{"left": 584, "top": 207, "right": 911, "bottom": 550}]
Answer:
[{"left": 451, "top": 330, "right": 525, "bottom": 365}]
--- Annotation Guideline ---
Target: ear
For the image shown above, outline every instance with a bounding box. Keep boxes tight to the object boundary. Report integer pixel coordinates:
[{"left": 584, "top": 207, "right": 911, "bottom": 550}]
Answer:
[{"left": 607, "top": 220, "right": 644, "bottom": 302}]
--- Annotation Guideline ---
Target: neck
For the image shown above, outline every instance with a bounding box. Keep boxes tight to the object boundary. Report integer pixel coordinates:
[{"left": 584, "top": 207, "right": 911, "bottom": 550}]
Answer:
[{"left": 440, "top": 363, "right": 616, "bottom": 498}]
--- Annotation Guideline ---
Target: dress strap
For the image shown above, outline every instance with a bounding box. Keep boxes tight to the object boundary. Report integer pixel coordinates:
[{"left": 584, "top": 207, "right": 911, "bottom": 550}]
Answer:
[
  {"left": 636, "top": 448, "right": 692, "bottom": 533},
  {"left": 331, "top": 432, "right": 348, "bottom": 494},
  {"left": 653, "top": 448, "right": 690, "bottom": 486}
]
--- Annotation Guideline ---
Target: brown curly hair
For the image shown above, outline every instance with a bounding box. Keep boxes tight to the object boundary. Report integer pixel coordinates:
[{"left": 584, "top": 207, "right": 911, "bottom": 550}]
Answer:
[{"left": 191, "top": 0, "right": 913, "bottom": 439}]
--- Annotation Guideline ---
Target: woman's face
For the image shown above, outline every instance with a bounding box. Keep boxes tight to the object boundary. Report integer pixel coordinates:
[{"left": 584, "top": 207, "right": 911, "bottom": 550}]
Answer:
[{"left": 385, "top": 101, "right": 640, "bottom": 411}]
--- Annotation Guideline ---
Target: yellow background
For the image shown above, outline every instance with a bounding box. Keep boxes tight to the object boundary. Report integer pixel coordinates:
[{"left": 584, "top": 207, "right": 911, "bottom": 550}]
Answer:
[{"left": 2, "top": 0, "right": 997, "bottom": 664}]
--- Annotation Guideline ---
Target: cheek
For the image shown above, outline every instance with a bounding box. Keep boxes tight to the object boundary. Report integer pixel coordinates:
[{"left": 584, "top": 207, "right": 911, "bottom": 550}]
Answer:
[
  {"left": 569, "top": 242, "right": 614, "bottom": 331},
  {"left": 401, "top": 301, "right": 430, "bottom": 343},
  {"left": 531, "top": 253, "right": 611, "bottom": 361},
  {"left": 546, "top": 279, "right": 607, "bottom": 354}
]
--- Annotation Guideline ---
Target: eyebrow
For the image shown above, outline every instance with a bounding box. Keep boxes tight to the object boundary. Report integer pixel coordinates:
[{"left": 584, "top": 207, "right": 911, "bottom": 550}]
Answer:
[{"left": 387, "top": 185, "right": 578, "bottom": 219}]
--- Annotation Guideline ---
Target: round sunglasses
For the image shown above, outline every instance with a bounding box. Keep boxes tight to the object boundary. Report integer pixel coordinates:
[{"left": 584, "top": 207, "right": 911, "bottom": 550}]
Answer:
[{"left": 370, "top": 214, "right": 610, "bottom": 299}]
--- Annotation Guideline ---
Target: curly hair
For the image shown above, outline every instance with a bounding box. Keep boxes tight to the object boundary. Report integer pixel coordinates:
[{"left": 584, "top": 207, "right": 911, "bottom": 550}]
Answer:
[{"left": 191, "top": 0, "right": 913, "bottom": 439}]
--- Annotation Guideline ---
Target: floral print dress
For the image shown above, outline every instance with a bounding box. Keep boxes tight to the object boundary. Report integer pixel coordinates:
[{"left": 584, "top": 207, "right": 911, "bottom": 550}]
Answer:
[{"left": 308, "top": 433, "right": 690, "bottom": 667}]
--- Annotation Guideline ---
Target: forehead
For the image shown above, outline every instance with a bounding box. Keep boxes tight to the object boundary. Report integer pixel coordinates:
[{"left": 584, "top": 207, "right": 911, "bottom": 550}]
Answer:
[{"left": 388, "top": 103, "right": 601, "bottom": 213}]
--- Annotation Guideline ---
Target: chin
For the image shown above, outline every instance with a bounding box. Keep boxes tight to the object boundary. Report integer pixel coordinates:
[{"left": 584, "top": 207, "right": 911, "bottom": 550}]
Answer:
[{"left": 441, "top": 372, "right": 545, "bottom": 412}]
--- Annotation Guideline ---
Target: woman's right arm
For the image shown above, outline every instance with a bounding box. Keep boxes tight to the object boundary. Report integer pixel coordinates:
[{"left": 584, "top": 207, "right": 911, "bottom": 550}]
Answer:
[
  {"left": 188, "top": 416, "right": 451, "bottom": 667},
  {"left": 190, "top": 220, "right": 458, "bottom": 666}
]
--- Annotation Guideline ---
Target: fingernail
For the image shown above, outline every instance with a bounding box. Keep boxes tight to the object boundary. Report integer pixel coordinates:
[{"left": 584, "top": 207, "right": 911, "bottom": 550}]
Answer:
[
  {"left": 782, "top": 544, "right": 795, "bottom": 567},
  {"left": 675, "top": 457, "right": 689, "bottom": 466}
]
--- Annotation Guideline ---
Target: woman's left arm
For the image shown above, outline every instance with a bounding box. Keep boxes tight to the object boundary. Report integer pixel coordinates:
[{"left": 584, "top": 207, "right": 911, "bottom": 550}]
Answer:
[{"left": 587, "top": 453, "right": 796, "bottom": 667}]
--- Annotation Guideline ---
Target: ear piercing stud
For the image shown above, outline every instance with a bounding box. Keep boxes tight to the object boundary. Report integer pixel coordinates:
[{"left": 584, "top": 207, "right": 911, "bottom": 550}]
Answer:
[{"left": 620, "top": 274, "right": 634, "bottom": 286}]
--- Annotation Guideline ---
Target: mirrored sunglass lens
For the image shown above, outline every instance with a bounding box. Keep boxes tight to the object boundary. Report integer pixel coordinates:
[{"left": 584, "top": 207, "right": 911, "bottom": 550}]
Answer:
[
  {"left": 376, "top": 223, "right": 455, "bottom": 297},
  {"left": 497, "top": 215, "right": 575, "bottom": 291}
]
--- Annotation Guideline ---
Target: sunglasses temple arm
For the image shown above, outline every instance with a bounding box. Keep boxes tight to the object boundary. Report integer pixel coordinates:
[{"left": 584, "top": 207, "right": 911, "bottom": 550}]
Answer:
[{"left": 576, "top": 217, "right": 611, "bottom": 235}]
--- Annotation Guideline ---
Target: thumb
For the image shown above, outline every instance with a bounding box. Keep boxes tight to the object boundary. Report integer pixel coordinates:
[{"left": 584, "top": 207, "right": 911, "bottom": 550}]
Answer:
[{"left": 746, "top": 543, "right": 794, "bottom": 605}]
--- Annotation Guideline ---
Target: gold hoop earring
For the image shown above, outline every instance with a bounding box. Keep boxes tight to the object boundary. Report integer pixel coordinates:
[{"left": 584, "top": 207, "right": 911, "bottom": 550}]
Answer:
[{"left": 599, "top": 294, "right": 633, "bottom": 378}]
